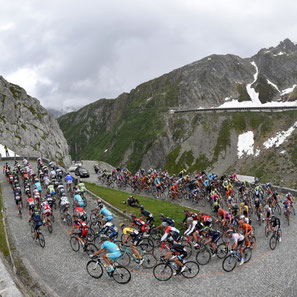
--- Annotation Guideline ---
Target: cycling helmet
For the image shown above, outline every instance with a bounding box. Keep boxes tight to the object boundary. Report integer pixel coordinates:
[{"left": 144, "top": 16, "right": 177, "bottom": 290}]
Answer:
[
  {"left": 139, "top": 205, "right": 144, "bottom": 210},
  {"left": 159, "top": 213, "right": 164, "bottom": 218},
  {"left": 100, "top": 234, "right": 107, "bottom": 241},
  {"left": 270, "top": 216, "right": 276, "bottom": 221},
  {"left": 264, "top": 205, "right": 269, "bottom": 210},
  {"left": 97, "top": 198, "right": 102, "bottom": 204},
  {"left": 244, "top": 218, "right": 249, "bottom": 224},
  {"left": 105, "top": 222, "right": 112, "bottom": 227},
  {"left": 199, "top": 212, "right": 204, "bottom": 217},
  {"left": 119, "top": 223, "right": 125, "bottom": 229},
  {"left": 61, "top": 193, "right": 66, "bottom": 197},
  {"left": 184, "top": 209, "right": 189, "bottom": 213},
  {"left": 98, "top": 203, "right": 103, "bottom": 208},
  {"left": 75, "top": 190, "right": 80, "bottom": 194},
  {"left": 240, "top": 215, "right": 245, "bottom": 220},
  {"left": 226, "top": 229, "right": 233, "bottom": 236}
]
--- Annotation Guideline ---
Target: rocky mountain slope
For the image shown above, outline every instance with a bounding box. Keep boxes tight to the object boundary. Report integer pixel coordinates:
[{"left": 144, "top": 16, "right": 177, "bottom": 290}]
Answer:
[
  {"left": 0, "top": 76, "right": 71, "bottom": 167},
  {"left": 58, "top": 39, "right": 297, "bottom": 187}
]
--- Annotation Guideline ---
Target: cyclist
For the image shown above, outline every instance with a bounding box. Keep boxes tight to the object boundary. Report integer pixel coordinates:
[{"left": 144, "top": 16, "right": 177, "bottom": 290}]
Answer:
[
  {"left": 47, "top": 183, "right": 55, "bottom": 197},
  {"left": 225, "top": 230, "right": 245, "bottom": 266},
  {"left": 130, "top": 214, "right": 149, "bottom": 234},
  {"left": 99, "top": 222, "right": 118, "bottom": 241},
  {"left": 120, "top": 223, "right": 144, "bottom": 264},
  {"left": 139, "top": 205, "right": 154, "bottom": 226},
  {"left": 69, "top": 216, "right": 89, "bottom": 247},
  {"left": 163, "top": 237, "right": 187, "bottom": 275},
  {"left": 31, "top": 208, "right": 43, "bottom": 241},
  {"left": 41, "top": 200, "right": 51, "bottom": 225},
  {"left": 270, "top": 216, "right": 281, "bottom": 242},
  {"left": 27, "top": 196, "right": 35, "bottom": 219},
  {"left": 238, "top": 219, "right": 253, "bottom": 248},
  {"left": 74, "top": 206, "right": 87, "bottom": 221},
  {"left": 183, "top": 217, "right": 201, "bottom": 246},
  {"left": 74, "top": 190, "right": 84, "bottom": 208},
  {"left": 183, "top": 209, "right": 199, "bottom": 223},
  {"left": 90, "top": 234, "right": 121, "bottom": 273},
  {"left": 65, "top": 173, "right": 73, "bottom": 192},
  {"left": 157, "top": 213, "right": 175, "bottom": 228},
  {"left": 60, "top": 194, "right": 70, "bottom": 221},
  {"left": 98, "top": 204, "right": 113, "bottom": 225},
  {"left": 78, "top": 180, "right": 86, "bottom": 195},
  {"left": 15, "top": 193, "right": 22, "bottom": 216},
  {"left": 240, "top": 202, "right": 249, "bottom": 217},
  {"left": 254, "top": 197, "right": 263, "bottom": 221},
  {"left": 203, "top": 227, "right": 221, "bottom": 255},
  {"left": 126, "top": 195, "right": 140, "bottom": 207},
  {"left": 160, "top": 223, "right": 181, "bottom": 248}
]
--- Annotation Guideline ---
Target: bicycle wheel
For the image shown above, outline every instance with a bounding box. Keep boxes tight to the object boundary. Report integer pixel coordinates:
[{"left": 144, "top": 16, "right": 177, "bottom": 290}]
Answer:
[
  {"left": 38, "top": 232, "right": 45, "bottom": 248},
  {"left": 70, "top": 236, "right": 80, "bottom": 252},
  {"left": 86, "top": 260, "right": 103, "bottom": 279},
  {"left": 181, "top": 261, "right": 199, "bottom": 278},
  {"left": 66, "top": 214, "right": 72, "bottom": 226},
  {"left": 276, "top": 204, "right": 281, "bottom": 215},
  {"left": 87, "top": 228, "right": 95, "bottom": 242},
  {"left": 85, "top": 243, "right": 98, "bottom": 256},
  {"left": 243, "top": 248, "right": 252, "bottom": 263},
  {"left": 47, "top": 222, "right": 53, "bottom": 233},
  {"left": 264, "top": 225, "right": 269, "bottom": 237},
  {"left": 141, "top": 253, "right": 157, "bottom": 269},
  {"left": 216, "top": 243, "right": 228, "bottom": 259},
  {"left": 117, "top": 253, "right": 131, "bottom": 267},
  {"left": 139, "top": 238, "right": 154, "bottom": 252},
  {"left": 153, "top": 263, "right": 173, "bottom": 281},
  {"left": 222, "top": 255, "right": 237, "bottom": 272},
  {"left": 249, "top": 236, "right": 256, "bottom": 249},
  {"left": 269, "top": 235, "right": 278, "bottom": 250},
  {"left": 112, "top": 265, "right": 131, "bottom": 284},
  {"left": 195, "top": 248, "right": 211, "bottom": 265},
  {"left": 150, "top": 228, "right": 161, "bottom": 241}
]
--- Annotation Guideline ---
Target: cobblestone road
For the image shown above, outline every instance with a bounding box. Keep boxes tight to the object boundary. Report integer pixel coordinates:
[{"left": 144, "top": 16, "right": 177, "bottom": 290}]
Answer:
[{"left": 1, "top": 161, "right": 297, "bottom": 297}]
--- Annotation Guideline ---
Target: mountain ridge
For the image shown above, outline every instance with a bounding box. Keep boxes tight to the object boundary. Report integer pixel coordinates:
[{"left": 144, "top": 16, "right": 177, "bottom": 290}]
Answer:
[{"left": 57, "top": 39, "right": 297, "bottom": 187}]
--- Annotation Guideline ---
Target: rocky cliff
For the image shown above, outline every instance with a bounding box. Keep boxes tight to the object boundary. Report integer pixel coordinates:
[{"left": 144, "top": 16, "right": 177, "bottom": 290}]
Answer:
[
  {"left": 58, "top": 39, "right": 297, "bottom": 187},
  {"left": 0, "top": 76, "right": 71, "bottom": 167}
]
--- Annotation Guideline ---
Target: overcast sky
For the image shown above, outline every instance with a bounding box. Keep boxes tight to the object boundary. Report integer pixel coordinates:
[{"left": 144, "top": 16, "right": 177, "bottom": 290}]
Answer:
[{"left": 0, "top": 0, "right": 296, "bottom": 110}]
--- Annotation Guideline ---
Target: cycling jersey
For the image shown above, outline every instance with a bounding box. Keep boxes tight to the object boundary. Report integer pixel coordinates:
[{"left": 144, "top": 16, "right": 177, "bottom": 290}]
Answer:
[
  {"left": 65, "top": 175, "right": 73, "bottom": 184},
  {"left": 271, "top": 218, "right": 281, "bottom": 228},
  {"left": 74, "top": 194, "right": 84, "bottom": 207},
  {"left": 73, "top": 219, "right": 88, "bottom": 237},
  {"left": 229, "top": 233, "right": 244, "bottom": 244},
  {"left": 60, "top": 197, "right": 70, "bottom": 206},
  {"left": 78, "top": 183, "right": 86, "bottom": 193},
  {"left": 161, "top": 226, "right": 180, "bottom": 242},
  {"left": 170, "top": 243, "right": 187, "bottom": 259},
  {"left": 184, "top": 220, "right": 198, "bottom": 236},
  {"left": 162, "top": 217, "right": 175, "bottom": 227},
  {"left": 101, "top": 241, "right": 121, "bottom": 260},
  {"left": 99, "top": 208, "right": 113, "bottom": 221}
]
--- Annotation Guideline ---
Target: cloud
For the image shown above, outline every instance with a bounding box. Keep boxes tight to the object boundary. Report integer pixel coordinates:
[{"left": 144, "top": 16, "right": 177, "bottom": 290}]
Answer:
[{"left": 1, "top": 0, "right": 297, "bottom": 109}]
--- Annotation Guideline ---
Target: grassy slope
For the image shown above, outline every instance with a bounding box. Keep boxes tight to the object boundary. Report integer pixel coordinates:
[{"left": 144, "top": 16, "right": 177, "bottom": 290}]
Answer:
[
  {"left": 85, "top": 182, "right": 202, "bottom": 229},
  {"left": 0, "top": 184, "right": 9, "bottom": 257}
]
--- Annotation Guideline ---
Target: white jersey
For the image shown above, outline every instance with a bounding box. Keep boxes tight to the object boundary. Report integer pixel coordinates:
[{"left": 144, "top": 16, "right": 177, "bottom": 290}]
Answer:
[
  {"left": 60, "top": 197, "right": 69, "bottom": 206},
  {"left": 229, "top": 233, "right": 244, "bottom": 244}
]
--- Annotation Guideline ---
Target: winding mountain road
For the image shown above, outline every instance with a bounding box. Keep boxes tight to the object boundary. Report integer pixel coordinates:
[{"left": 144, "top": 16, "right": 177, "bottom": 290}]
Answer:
[{"left": 1, "top": 160, "right": 297, "bottom": 297}]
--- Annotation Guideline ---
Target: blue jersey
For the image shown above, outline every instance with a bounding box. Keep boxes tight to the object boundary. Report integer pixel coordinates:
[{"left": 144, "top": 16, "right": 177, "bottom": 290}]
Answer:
[
  {"left": 99, "top": 208, "right": 113, "bottom": 220},
  {"left": 101, "top": 241, "right": 121, "bottom": 254},
  {"left": 65, "top": 175, "right": 73, "bottom": 182},
  {"left": 74, "top": 194, "right": 84, "bottom": 207},
  {"left": 204, "top": 179, "right": 210, "bottom": 187},
  {"left": 34, "top": 182, "right": 42, "bottom": 191}
]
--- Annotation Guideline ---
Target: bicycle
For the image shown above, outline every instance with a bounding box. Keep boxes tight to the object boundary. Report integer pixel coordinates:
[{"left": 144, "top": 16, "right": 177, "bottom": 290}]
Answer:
[
  {"left": 195, "top": 242, "right": 227, "bottom": 265},
  {"left": 269, "top": 229, "right": 282, "bottom": 250},
  {"left": 60, "top": 207, "right": 72, "bottom": 226},
  {"left": 86, "top": 257, "right": 131, "bottom": 284},
  {"left": 70, "top": 234, "right": 97, "bottom": 255},
  {"left": 153, "top": 258, "right": 199, "bottom": 281},
  {"left": 222, "top": 248, "right": 252, "bottom": 272},
  {"left": 44, "top": 215, "right": 53, "bottom": 233},
  {"left": 116, "top": 244, "right": 157, "bottom": 268},
  {"left": 30, "top": 223, "right": 45, "bottom": 248}
]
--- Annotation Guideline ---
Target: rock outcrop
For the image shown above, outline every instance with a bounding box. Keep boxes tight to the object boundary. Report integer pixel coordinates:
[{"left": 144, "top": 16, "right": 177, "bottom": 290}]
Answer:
[{"left": 0, "top": 76, "right": 71, "bottom": 167}]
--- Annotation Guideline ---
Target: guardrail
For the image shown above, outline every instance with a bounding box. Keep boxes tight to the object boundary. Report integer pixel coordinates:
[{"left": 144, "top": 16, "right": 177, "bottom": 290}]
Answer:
[{"left": 170, "top": 105, "right": 297, "bottom": 114}]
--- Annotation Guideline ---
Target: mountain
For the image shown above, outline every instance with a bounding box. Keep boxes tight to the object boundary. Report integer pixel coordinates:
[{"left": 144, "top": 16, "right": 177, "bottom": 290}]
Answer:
[
  {"left": 0, "top": 76, "right": 71, "bottom": 167},
  {"left": 47, "top": 106, "right": 78, "bottom": 118},
  {"left": 57, "top": 39, "right": 297, "bottom": 187}
]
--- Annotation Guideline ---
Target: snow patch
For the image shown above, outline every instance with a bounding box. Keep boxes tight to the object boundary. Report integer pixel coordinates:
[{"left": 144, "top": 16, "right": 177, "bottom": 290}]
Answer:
[
  {"left": 273, "top": 51, "right": 285, "bottom": 56},
  {"left": 255, "top": 149, "right": 261, "bottom": 157},
  {"left": 237, "top": 131, "right": 254, "bottom": 158},
  {"left": 207, "top": 58, "right": 211, "bottom": 61},
  {"left": 280, "top": 150, "right": 286, "bottom": 155},
  {"left": 281, "top": 84, "right": 297, "bottom": 96},
  {"left": 246, "top": 62, "right": 261, "bottom": 105},
  {"left": 0, "top": 144, "right": 19, "bottom": 157},
  {"left": 267, "top": 79, "right": 280, "bottom": 92},
  {"left": 263, "top": 121, "right": 297, "bottom": 149},
  {"left": 224, "top": 97, "right": 231, "bottom": 101},
  {"left": 218, "top": 98, "right": 297, "bottom": 108}
]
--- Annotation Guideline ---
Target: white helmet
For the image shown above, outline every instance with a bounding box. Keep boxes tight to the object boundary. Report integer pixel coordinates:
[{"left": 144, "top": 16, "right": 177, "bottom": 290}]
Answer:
[
  {"left": 161, "top": 222, "right": 168, "bottom": 227},
  {"left": 240, "top": 215, "right": 245, "bottom": 220}
]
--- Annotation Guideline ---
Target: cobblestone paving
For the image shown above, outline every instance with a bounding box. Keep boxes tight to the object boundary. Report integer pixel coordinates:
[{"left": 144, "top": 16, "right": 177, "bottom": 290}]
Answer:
[{"left": 1, "top": 161, "right": 297, "bottom": 297}]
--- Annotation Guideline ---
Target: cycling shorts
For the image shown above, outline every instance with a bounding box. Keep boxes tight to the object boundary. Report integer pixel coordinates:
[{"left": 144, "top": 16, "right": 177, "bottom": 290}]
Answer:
[
  {"left": 29, "top": 204, "right": 35, "bottom": 210},
  {"left": 106, "top": 251, "right": 121, "bottom": 260},
  {"left": 132, "top": 235, "right": 143, "bottom": 246},
  {"left": 104, "top": 216, "right": 113, "bottom": 222},
  {"left": 77, "top": 201, "right": 84, "bottom": 208},
  {"left": 212, "top": 233, "right": 221, "bottom": 243},
  {"left": 34, "top": 222, "right": 42, "bottom": 230},
  {"left": 237, "top": 239, "right": 244, "bottom": 247},
  {"left": 66, "top": 180, "right": 73, "bottom": 184},
  {"left": 79, "top": 229, "right": 88, "bottom": 238},
  {"left": 15, "top": 198, "right": 21, "bottom": 205},
  {"left": 43, "top": 210, "right": 51, "bottom": 216}
]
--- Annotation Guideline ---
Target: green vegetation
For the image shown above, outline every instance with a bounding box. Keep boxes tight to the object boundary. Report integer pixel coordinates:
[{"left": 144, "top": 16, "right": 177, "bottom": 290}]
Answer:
[
  {"left": 254, "top": 75, "right": 278, "bottom": 104},
  {"left": 21, "top": 124, "right": 27, "bottom": 130},
  {"left": 9, "top": 85, "right": 21, "bottom": 99},
  {"left": 165, "top": 146, "right": 181, "bottom": 174},
  {"left": 0, "top": 184, "right": 10, "bottom": 257},
  {"left": 85, "top": 182, "right": 202, "bottom": 229},
  {"left": 236, "top": 83, "right": 251, "bottom": 102}
]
